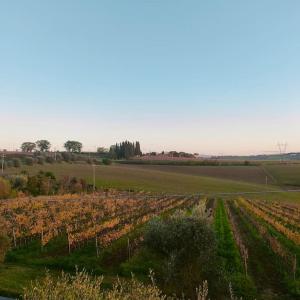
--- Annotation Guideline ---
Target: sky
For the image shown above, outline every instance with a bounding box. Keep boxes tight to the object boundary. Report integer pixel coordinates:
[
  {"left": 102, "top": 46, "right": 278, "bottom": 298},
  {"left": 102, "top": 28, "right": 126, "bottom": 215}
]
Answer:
[{"left": 0, "top": 1, "right": 299, "bottom": 155}]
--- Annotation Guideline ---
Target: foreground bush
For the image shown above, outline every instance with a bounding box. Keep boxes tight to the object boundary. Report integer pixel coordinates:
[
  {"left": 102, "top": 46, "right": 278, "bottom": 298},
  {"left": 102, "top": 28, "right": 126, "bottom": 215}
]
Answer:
[
  {"left": 144, "top": 213, "right": 225, "bottom": 298},
  {"left": 23, "top": 270, "right": 169, "bottom": 300}
]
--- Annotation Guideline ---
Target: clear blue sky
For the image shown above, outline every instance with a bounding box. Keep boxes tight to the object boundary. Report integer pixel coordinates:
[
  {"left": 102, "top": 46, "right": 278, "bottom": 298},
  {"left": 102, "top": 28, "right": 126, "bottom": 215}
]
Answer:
[{"left": 1, "top": 1, "right": 299, "bottom": 155}]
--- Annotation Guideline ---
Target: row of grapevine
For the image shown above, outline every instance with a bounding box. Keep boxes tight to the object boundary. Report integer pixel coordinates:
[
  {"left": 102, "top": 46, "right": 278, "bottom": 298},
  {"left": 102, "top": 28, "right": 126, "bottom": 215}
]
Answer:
[
  {"left": 0, "top": 191, "right": 198, "bottom": 253},
  {"left": 233, "top": 199, "right": 298, "bottom": 280},
  {"left": 237, "top": 198, "right": 300, "bottom": 245}
]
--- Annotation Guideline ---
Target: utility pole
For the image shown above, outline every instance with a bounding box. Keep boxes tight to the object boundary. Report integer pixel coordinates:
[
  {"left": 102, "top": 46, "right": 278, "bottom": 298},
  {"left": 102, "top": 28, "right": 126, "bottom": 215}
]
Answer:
[
  {"left": 1, "top": 153, "right": 5, "bottom": 174},
  {"left": 92, "top": 164, "right": 96, "bottom": 194}
]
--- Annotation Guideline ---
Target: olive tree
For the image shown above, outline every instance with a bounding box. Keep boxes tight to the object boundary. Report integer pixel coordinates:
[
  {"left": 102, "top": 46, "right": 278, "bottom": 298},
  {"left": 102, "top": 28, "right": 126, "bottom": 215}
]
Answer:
[
  {"left": 21, "top": 142, "right": 36, "bottom": 152},
  {"left": 144, "top": 213, "right": 225, "bottom": 298},
  {"left": 64, "top": 141, "right": 82, "bottom": 153},
  {"left": 36, "top": 140, "right": 51, "bottom": 152}
]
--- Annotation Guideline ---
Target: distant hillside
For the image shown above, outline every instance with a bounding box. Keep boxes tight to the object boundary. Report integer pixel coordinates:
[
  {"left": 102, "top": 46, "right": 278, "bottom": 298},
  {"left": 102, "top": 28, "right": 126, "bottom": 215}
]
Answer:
[{"left": 215, "top": 152, "right": 300, "bottom": 161}]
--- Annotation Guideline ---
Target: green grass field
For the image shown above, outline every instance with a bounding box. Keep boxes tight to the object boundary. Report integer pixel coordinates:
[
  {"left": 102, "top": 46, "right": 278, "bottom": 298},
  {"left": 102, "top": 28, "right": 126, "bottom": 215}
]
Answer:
[
  {"left": 264, "top": 164, "right": 300, "bottom": 187},
  {"left": 122, "top": 164, "right": 271, "bottom": 184},
  {"left": 5, "top": 162, "right": 279, "bottom": 194}
]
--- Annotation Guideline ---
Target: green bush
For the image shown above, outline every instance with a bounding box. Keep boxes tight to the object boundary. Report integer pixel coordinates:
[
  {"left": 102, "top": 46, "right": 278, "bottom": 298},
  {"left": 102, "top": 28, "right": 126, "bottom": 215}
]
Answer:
[
  {"left": 9, "top": 174, "right": 28, "bottom": 191},
  {"left": 144, "top": 214, "right": 225, "bottom": 298},
  {"left": 12, "top": 158, "right": 21, "bottom": 168},
  {"left": 26, "top": 171, "right": 58, "bottom": 196},
  {"left": 102, "top": 158, "right": 112, "bottom": 165},
  {"left": 24, "top": 157, "right": 34, "bottom": 166}
]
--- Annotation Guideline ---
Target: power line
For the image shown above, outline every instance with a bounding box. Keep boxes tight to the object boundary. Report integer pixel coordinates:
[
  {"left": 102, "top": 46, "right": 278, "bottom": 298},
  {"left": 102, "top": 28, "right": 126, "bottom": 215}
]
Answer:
[{"left": 277, "top": 142, "right": 288, "bottom": 162}]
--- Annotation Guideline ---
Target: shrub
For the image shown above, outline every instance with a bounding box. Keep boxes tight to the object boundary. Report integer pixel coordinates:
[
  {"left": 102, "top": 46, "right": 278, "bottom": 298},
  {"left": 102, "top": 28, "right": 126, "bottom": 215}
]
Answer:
[
  {"left": 37, "top": 156, "right": 45, "bottom": 165},
  {"left": 12, "top": 158, "right": 21, "bottom": 168},
  {"left": 59, "top": 177, "right": 87, "bottom": 194},
  {"left": 0, "top": 177, "right": 11, "bottom": 199},
  {"left": 45, "top": 156, "right": 55, "bottom": 164},
  {"left": 9, "top": 175, "right": 28, "bottom": 191},
  {"left": 23, "top": 269, "right": 167, "bottom": 300},
  {"left": 26, "top": 171, "right": 57, "bottom": 196},
  {"left": 24, "top": 157, "right": 34, "bottom": 166},
  {"left": 102, "top": 158, "right": 112, "bottom": 165},
  {"left": 144, "top": 214, "right": 225, "bottom": 298}
]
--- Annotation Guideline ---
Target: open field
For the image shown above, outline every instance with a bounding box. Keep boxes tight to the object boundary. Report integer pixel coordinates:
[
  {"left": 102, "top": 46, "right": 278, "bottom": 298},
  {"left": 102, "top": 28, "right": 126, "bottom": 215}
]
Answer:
[
  {"left": 125, "top": 164, "right": 271, "bottom": 185},
  {"left": 4, "top": 163, "right": 279, "bottom": 194},
  {"left": 264, "top": 164, "right": 300, "bottom": 187}
]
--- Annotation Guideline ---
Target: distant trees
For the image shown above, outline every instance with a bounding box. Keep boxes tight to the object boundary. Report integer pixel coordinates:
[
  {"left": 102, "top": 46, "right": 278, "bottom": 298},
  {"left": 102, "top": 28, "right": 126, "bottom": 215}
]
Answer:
[
  {"left": 18, "top": 139, "right": 142, "bottom": 160},
  {"left": 21, "top": 142, "right": 36, "bottom": 152},
  {"left": 168, "top": 151, "right": 194, "bottom": 158},
  {"left": 97, "top": 147, "right": 108, "bottom": 153},
  {"left": 109, "top": 141, "right": 142, "bottom": 159},
  {"left": 21, "top": 140, "right": 51, "bottom": 152},
  {"left": 64, "top": 141, "right": 82, "bottom": 153},
  {"left": 134, "top": 141, "right": 142, "bottom": 156},
  {"left": 36, "top": 140, "right": 51, "bottom": 152}
]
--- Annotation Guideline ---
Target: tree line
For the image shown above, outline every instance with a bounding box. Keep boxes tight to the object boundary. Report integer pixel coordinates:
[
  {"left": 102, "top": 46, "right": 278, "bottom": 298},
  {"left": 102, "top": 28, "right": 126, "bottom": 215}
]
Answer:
[
  {"left": 19, "top": 140, "right": 142, "bottom": 160},
  {"left": 21, "top": 140, "right": 83, "bottom": 153},
  {"left": 109, "top": 141, "right": 142, "bottom": 159}
]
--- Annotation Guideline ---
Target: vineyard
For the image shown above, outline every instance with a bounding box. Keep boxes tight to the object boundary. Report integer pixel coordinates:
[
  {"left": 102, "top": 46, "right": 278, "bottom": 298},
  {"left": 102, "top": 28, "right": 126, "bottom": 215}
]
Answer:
[
  {"left": 223, "top": 197, "right": 300, "bottom": 299},
  {"left": 0, "top": 191, "right": 198, "bottom": 255},
  {"left": 0, "top": 191, "right": 300, "bottom": 299}
]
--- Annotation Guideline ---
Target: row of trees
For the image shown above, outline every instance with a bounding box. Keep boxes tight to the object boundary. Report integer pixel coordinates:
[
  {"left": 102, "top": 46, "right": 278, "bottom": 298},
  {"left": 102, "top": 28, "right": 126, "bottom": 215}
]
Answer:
[
  {"left": 20, "top": 141, "right": 142, "bottom": 159},
  {"left": 109, "top": 141, "right": 142, "bottom": 159},
  {"left": 21, "top": 140, "right": 50, "bottom": 152},
  {"left": 21, "top": 140, "right": 83, "bottom": 153},
  {"left": 18, "top": 140, "right": 143, "bottom": 162}
]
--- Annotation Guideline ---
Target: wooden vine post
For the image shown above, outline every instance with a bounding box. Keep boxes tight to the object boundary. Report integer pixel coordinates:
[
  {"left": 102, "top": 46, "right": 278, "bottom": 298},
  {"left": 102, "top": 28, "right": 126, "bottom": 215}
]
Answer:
[{"left": 95, "top": 235, "right": 99, "bottom": 258}]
